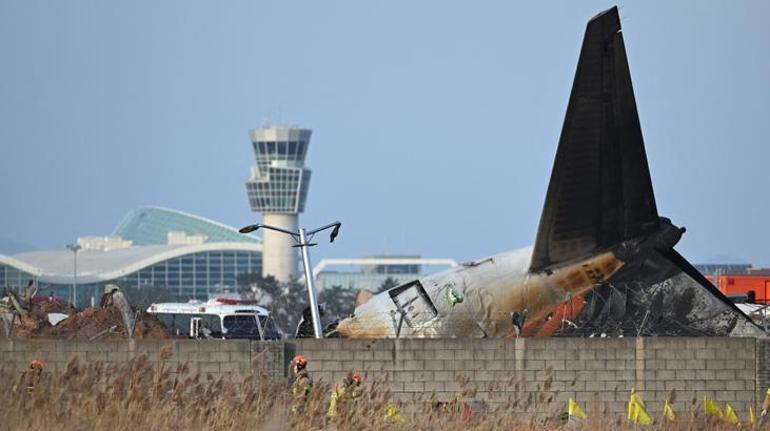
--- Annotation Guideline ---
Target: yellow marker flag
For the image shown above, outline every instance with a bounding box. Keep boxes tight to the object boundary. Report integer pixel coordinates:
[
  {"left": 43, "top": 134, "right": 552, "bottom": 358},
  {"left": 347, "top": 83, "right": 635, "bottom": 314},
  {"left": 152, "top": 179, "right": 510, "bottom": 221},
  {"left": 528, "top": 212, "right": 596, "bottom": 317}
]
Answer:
[
  {"left": 384, "top": 403, "right": 403, "bottom": 422},
  {"left": 749, "top": 406, "right": 757, "bottom": 426},
  {"left": 628, "top": 388, "right": 642, "bottom": 419},
  {"left": 663, "top": 399, "right": 676, "bottom": 422},
  {"left": 704, "top": 396, "right": 723, "bottom": 419},
  {"left": 724, "top": 403, "right": 740, "bottom": 426},
  {"left": 628, "top": 391, "right": 652, "bottom": 425},
  {"left": 568, "top": 398, "right": 587, "bottom": 419}
]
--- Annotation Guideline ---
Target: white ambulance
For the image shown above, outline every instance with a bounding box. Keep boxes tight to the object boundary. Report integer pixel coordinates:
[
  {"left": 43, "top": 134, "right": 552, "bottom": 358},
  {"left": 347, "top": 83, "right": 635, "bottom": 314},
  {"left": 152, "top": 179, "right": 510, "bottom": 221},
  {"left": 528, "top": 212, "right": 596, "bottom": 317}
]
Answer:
[{"left": 147, "top": 297, "right": 281, "bottom": 340}]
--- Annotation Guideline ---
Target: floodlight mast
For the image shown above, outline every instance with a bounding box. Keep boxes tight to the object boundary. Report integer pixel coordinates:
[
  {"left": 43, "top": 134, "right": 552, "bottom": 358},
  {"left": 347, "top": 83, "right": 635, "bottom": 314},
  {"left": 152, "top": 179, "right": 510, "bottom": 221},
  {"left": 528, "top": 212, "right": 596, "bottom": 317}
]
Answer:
[
  {"left": 239, "top": 221, "right": 341, "bottom": 339},
  {"left": 66, "top": 244, "right": 81, "bottom": 307}
]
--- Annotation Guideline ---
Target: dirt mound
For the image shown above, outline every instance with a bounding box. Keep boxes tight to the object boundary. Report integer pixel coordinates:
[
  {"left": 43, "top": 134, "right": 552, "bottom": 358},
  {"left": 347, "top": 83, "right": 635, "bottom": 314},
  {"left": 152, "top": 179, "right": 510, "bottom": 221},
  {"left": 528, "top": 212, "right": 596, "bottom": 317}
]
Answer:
[
  {"left": 13, "top": 306, "right": 172, "bottom": 340},
  {"left": 32, "top": 296, "right": 77, "bottom": 315}
]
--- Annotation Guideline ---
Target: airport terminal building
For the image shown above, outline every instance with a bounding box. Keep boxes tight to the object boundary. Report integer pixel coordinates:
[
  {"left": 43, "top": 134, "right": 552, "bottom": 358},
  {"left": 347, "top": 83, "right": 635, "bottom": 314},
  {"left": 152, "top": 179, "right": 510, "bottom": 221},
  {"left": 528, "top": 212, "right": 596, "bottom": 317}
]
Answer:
[
  {"left": 0, "top": 207, "right": 262, "bottom": 307},
  {"left": 0, "top": 206, "right": 457, "bottom": 307}
]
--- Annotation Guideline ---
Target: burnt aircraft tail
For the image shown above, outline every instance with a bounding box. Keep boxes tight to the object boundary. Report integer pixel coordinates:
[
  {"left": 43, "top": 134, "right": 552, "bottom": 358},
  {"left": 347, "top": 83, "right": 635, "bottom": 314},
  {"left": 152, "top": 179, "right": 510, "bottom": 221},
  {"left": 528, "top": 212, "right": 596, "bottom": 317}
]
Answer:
[
  {"left": 335, "top": 6, "right": 765, "bottom": 339},
  {"left": 530, "top": 7, "right": 659, "bottom": 272},
  {"left": 528, "top": 7, "right": 763, "bottom": 337}
]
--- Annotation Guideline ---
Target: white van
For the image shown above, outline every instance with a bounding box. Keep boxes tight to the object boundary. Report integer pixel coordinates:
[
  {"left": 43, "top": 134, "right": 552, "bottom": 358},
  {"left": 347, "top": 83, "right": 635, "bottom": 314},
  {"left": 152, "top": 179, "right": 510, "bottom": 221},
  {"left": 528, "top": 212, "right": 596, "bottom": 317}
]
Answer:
[{"left": 147, "top": 297, "right": 280, "bottom": 340}]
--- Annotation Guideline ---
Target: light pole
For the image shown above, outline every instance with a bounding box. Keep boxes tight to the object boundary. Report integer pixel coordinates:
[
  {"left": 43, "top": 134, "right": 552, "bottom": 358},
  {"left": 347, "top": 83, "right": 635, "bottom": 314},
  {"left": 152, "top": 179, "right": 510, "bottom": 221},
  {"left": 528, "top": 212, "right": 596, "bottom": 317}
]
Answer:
[
  {"left": 239, "top": 221, "right": 340, "bottom": 339},
  {"left": 66, "top": 244, "right": 82, "bottom": 307}
]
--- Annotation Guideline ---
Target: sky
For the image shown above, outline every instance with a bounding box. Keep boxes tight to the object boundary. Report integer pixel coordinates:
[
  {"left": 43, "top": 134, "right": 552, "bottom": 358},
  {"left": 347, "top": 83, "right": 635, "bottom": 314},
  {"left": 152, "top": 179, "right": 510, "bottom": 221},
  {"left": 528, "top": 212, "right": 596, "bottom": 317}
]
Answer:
[{"left": 1, "top": 1, "right": 768, "bottom": 266}]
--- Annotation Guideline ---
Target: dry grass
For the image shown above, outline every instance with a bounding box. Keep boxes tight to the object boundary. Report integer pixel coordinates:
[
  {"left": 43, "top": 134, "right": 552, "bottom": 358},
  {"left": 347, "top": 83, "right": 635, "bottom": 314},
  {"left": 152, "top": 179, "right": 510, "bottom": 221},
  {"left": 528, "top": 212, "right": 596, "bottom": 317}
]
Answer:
[{"left": 0, "top": 355, "right": 758, "bottom": 430}]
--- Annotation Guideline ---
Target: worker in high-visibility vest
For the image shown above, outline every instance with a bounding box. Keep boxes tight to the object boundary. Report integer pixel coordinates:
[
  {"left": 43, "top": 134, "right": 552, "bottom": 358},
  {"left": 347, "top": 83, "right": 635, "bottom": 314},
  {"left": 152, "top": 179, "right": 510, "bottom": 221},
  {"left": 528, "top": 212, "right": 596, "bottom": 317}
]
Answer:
[
  {"left": 13, "top": 359, "right": 44, "bottom": 394},
  {"left": 290, "top": 355, "right": 313, "bottom": 413},
  {"left": 327, "top": 371, "right": 363, "bottom": 418}
]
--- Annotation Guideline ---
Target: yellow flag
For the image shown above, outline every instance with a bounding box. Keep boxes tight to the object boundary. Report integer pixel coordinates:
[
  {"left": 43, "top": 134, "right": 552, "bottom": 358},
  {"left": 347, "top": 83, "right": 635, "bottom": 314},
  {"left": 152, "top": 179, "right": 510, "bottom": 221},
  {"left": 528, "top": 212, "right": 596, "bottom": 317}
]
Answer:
[
  {"left": 724, "top": 403, "right": 740, "bottom": 426},
  {"left": 628, "top": 391, "right": 652, "bottom": 425},
  {"left": 663, "top": 399, "right": 676, "bottom": 422},
  {"left": 569, "top": 398, "right": 587, "bottom": 419},
  {"left": 628, "top": 389, "right": 642, "bottom": 419},
  {"left": 384, "top": 403, "right": 403, "bottom": 422},
  {"left": 749, "top": 406, "right": 757, "bottom": 425},
  {"left": 704, "top": 396, "right": 723, "bottom": 419}
]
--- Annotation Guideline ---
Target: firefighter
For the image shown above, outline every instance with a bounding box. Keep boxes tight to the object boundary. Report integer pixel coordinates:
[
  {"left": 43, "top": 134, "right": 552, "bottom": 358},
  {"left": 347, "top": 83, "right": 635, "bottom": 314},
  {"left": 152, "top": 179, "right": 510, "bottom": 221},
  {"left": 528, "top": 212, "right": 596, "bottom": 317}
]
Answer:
[
  {"left": 13, "top": 359, "right": 44, "bottom": 394},
  {"left": 290, "top": 354, "right": 312, "bottom": 412},
  {"left": 327, "top": 371, "right": 363, "bottom": 418},
  {"left": 26, "top": 359, "right": 44, "bottom": 392}
]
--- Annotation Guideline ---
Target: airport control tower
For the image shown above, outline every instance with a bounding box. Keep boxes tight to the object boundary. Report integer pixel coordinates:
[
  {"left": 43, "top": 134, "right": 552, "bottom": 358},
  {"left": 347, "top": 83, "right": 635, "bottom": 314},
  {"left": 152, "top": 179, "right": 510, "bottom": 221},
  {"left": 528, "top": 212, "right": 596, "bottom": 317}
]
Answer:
[{"left": 245, "top": 126, "right": 312, "bottom": 282}]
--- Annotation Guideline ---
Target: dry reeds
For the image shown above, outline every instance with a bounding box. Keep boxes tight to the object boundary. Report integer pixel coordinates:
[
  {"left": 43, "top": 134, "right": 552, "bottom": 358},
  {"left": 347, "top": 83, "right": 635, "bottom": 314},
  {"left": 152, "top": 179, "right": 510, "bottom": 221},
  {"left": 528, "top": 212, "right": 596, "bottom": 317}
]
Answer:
[{"left": 0, "top": 357, "right": 754, "bottom": 430}]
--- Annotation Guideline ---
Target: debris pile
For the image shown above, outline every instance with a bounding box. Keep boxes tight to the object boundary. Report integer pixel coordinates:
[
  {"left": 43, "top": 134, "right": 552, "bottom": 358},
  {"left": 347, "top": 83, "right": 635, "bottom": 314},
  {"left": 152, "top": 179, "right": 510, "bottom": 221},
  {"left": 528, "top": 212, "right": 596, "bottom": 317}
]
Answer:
[
  {"left": 31, "top": 296, "right": 76, "bottom": 315},
  {"left": 2, "top": 283, "right": 173, "bottom": 340},
  {"left": 13, "top": 306, "right": 171, "bottom": 340}
]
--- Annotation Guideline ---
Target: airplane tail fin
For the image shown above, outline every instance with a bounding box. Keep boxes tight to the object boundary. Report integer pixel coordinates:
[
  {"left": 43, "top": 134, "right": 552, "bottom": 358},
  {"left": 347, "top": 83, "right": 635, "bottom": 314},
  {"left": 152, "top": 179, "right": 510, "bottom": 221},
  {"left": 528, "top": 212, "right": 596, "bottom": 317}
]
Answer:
[{"left": 530, "top": 7, "right": 659, "bottom": 272}]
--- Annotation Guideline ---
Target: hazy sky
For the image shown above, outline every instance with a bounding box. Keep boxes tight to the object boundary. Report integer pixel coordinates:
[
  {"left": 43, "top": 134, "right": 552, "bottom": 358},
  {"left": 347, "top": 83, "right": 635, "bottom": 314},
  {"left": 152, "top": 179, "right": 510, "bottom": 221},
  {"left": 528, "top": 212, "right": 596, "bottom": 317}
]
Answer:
[{"left": 1, "top": 1, "right": 768, "bottom": 266}]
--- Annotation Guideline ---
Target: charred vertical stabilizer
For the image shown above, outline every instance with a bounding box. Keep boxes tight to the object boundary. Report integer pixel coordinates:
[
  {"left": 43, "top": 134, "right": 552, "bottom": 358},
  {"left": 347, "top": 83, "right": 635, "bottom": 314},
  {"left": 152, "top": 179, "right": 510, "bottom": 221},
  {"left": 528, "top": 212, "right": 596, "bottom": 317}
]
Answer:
[{"left": 530, "top": 7, "right": 659, "bottom": 272}]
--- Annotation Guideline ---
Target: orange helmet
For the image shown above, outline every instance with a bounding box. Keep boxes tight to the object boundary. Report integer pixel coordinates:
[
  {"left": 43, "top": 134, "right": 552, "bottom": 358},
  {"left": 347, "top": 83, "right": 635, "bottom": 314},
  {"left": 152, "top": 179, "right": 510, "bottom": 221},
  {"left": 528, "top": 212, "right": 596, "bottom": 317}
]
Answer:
[
  {"left": 351, "top": 371, "right": 362, "bottom": 385},
  {"left": 292, "top": 354, "right": 308, "bottom": 367},
  {"left": 29, "top": 359, "right": 44, "bottom": 370}
]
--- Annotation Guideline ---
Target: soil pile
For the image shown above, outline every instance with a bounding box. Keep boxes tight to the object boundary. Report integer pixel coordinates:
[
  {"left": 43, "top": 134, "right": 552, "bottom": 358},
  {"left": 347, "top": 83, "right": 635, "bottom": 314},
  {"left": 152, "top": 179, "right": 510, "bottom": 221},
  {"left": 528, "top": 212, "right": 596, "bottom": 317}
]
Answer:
[
  {"left": 32, "top": 296, "right": 77, "bottom": 315},
  {"left": 13, "top": 306, "right": 172, "bottom": 340}
]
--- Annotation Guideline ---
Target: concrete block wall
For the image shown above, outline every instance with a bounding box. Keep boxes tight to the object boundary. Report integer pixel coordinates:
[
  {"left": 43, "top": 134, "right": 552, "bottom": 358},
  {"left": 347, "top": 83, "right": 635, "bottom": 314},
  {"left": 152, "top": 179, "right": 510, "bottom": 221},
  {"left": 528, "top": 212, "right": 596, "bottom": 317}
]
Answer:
[
  {"left": 640, "top": 338, "right": 756, "bottom": 412},
  {"left": 0, "top": 339, "right": 284, "bottom": 381},
  {"left": 756, "top": 338, "right": 770, "bottom": 405},
  {"left": 0, "top": 337, "right": 761, "bottom": 416},
  {"left": 294, "top": 337, "right": 758, "bottom": 416}
]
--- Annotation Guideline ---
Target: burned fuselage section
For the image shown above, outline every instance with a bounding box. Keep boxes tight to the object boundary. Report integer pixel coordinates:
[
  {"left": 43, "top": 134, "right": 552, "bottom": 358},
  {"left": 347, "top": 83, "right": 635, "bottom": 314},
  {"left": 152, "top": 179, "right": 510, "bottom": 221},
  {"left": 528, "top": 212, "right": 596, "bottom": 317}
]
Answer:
[
  {"left": 337, "top": 247, "right": 622, "bottom": 338},
  {"left": 337, "top": 246, "right": 627, "bottom": 338},
  {"left": 523, "top": 247, "right": 762, "bottom": 338},
  {"left": 336, "top": 225, "right": 763, "bottom": 338}
]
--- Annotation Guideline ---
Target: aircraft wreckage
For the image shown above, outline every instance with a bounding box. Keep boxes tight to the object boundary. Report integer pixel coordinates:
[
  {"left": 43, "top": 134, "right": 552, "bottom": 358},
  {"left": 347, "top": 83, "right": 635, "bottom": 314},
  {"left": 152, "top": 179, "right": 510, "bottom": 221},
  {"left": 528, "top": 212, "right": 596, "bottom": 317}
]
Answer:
[{"left": 334, "top": 6, "right": 764, "bottom": 339}]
